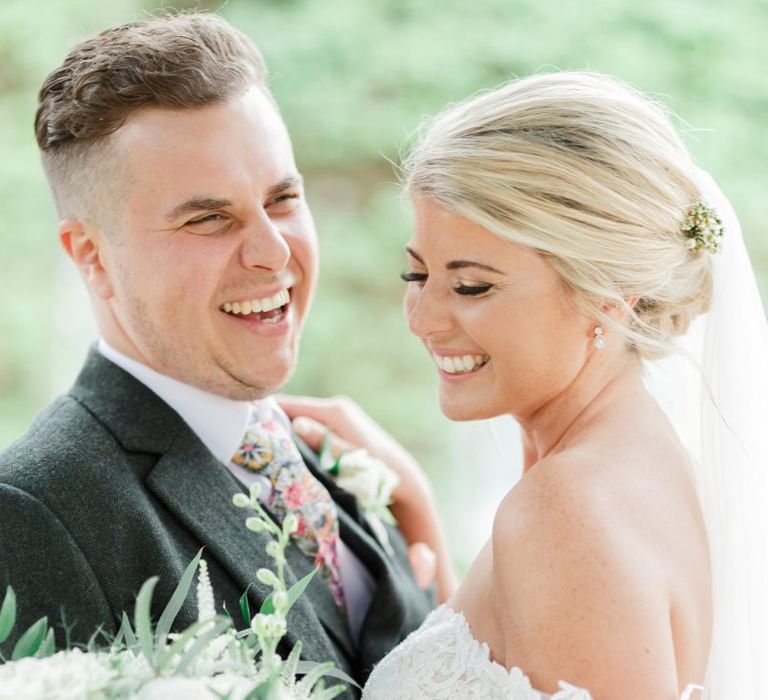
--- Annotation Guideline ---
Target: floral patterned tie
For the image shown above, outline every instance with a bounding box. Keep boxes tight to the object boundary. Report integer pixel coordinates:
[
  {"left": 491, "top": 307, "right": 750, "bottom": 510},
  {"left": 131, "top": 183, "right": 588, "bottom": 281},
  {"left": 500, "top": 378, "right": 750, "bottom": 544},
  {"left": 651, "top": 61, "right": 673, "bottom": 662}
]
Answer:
[{"left": 231, "top": 405, "right": 345, "bottom": 608}]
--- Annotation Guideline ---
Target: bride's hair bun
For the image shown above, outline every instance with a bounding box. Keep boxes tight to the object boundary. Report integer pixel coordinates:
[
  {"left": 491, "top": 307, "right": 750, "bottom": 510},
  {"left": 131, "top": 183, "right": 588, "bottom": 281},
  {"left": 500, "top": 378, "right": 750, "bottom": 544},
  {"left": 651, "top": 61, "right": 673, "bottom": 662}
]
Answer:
[{"left": 401, "top": 70, "right": 714, "bottom": 359}]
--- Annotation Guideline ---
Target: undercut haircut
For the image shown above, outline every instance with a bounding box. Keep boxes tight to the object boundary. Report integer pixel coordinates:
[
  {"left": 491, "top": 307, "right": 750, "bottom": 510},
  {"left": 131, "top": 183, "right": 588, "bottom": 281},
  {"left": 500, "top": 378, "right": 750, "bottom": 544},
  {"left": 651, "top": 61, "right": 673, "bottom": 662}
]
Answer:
[{"left": 35, "top": 12, "right": 269, "bottom": 224}]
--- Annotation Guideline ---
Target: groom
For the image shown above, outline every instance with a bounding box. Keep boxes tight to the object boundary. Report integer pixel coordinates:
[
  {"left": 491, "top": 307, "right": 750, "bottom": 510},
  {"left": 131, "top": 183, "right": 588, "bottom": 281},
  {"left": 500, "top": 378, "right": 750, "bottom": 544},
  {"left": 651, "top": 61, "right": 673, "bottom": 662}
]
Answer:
[{"left": 0, "top": 12, "right": 439, "bottom": 692}]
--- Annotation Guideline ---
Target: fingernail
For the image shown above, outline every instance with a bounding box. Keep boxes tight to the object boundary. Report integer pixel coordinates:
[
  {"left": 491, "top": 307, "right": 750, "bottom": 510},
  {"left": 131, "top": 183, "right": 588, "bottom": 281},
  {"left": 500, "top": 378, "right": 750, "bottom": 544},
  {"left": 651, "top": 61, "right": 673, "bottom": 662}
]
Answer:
[{"left": 292, "top": 417, "right": 313, "bottom": 435}]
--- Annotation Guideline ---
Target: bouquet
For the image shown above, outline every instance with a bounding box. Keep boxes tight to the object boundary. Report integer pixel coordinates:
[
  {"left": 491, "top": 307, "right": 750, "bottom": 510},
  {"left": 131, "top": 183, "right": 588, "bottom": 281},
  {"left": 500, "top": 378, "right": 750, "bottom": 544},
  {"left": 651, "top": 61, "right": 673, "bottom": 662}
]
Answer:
[{"left": 0, "top": 482, "right": 354, "bottom": 700}]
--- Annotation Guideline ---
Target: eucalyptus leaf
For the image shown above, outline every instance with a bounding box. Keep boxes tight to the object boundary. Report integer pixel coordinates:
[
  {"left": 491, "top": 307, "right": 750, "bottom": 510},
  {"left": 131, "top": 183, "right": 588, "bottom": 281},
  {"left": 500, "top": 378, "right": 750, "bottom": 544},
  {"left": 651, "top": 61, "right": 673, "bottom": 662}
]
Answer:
[
  {"left": 174, "top": 617, "right": 231, "bottom": 675},
  {"left": 260, "top": 567, "right": 318, "bottom": 615},
  {"left": 154, "top": 548, "right": 203, "bottom": 650},
  {"left": 0, "top": 587, "right": 16, "bottom": 645},
  {"left": 134, "top": 576, "right": 159, "bottom": 665},
  {"left": 10, "top": 617, "right": 47, "bottom": 661}
]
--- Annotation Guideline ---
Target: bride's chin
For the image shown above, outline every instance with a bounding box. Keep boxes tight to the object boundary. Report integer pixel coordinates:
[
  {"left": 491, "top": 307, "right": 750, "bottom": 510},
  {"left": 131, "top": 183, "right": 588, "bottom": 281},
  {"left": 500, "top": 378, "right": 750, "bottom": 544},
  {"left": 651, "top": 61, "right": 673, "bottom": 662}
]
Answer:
[{"left": 439, "top": 397, "right": 493, "bottom": 422}]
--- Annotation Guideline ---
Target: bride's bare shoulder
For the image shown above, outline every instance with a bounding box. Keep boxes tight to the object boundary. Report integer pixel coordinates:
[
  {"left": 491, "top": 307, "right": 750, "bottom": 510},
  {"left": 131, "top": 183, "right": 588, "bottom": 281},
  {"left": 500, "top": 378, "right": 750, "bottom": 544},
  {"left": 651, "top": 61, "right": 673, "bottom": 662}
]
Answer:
[{"left": 489, "top": 445, "right": 687, "bottom": 697}]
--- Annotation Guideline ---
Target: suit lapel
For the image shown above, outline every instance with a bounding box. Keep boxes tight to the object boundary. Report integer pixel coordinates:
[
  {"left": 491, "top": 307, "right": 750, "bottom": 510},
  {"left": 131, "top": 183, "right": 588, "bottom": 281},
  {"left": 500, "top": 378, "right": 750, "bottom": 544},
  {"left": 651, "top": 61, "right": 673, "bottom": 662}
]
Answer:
[
  {"left": 145, "top": 436, "right": 340, "bottom": 656},
  {"left": 71, "top": 350, "right": 341, "bottom": 665},
  {"left": 295, "top": 438, "right": 411, "bottom": 664}
]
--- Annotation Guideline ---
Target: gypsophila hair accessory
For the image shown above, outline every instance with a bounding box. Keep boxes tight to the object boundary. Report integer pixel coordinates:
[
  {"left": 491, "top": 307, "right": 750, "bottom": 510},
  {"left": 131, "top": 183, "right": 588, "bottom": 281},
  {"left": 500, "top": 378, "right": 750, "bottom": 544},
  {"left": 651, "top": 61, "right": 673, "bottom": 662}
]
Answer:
[{"left": 682, "top": 202, "right": 724, "bottom": 254}]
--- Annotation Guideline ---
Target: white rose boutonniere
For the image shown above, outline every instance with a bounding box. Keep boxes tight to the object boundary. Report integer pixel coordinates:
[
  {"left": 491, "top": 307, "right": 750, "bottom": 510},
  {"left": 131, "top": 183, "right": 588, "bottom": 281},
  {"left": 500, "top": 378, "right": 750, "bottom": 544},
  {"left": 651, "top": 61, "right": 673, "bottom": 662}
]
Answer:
[{"left": 319, "top": 436, "right": 400, "bottom": 555}]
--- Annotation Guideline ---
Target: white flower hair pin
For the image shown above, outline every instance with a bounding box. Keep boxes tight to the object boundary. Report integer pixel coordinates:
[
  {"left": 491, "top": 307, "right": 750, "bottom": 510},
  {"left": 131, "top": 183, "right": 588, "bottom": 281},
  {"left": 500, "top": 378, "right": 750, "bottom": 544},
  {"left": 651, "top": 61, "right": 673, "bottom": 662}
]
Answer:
[
  {"left": 319, "top": 434, "right": 401, "bottom": 556},
  {"left": 682, "top": 202, "right": 724, "bottom": 254}
]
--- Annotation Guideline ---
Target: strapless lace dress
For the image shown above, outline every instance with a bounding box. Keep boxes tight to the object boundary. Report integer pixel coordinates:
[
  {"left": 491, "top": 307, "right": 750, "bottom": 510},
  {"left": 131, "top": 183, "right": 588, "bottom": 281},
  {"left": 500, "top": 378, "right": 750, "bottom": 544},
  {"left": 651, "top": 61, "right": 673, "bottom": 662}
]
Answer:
[{"left": 362, "top": 605, "right": 703, "bottom": 700}]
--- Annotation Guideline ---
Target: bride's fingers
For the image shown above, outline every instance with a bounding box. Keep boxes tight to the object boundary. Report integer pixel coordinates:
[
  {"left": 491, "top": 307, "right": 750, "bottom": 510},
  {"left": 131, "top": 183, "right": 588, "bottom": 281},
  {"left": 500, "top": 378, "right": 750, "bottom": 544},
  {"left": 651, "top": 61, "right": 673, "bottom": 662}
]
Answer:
[
  {"left": 291, "top": 415, "right": 356, "bottom": 456},
  {"left": 278, "top": 394, "right": 360, "bottom": 433},
  {"left": 407, "top": 542, "right": 437, "bottom": 590}
]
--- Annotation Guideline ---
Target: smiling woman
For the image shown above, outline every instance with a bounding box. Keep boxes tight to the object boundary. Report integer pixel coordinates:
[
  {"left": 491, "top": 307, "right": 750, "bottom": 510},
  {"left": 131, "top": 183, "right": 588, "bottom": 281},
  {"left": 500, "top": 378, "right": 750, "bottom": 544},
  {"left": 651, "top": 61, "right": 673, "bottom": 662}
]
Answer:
[{"left": 355, "top": 69, "right": 768, "bottom": 700}]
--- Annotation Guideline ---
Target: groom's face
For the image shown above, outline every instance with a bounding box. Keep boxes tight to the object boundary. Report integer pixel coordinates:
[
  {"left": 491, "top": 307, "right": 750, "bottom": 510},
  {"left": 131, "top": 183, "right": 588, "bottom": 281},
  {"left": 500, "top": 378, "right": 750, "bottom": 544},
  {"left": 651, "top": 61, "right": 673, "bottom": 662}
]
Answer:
[{"left": 83, "top": 86, "right": 318, "bottom": 399}]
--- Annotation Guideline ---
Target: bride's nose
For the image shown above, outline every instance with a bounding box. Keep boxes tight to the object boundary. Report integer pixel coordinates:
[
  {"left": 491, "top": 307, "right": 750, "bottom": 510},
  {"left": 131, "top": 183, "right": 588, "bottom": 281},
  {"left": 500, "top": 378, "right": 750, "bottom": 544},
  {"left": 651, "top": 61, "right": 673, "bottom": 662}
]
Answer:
[{"left": 404, "top": 285, "right": 454, "bottom": 339}]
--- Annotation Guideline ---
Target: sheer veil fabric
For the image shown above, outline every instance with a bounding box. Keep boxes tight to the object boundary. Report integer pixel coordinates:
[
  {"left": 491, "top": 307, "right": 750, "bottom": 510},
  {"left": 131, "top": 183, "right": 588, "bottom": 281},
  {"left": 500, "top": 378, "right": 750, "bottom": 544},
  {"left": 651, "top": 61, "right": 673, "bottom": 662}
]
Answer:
[
  {"left": 487, "top": 169, "right": 768, "bottom": 698},
  {"left": 643, "top": 169, "right": 768, "bottom": 698}
]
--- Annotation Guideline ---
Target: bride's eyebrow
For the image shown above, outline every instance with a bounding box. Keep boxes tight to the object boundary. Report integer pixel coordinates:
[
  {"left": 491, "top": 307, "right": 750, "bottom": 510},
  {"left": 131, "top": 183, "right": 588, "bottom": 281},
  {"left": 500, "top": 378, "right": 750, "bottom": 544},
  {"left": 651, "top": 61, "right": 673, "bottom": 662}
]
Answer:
[
  {"left": 446, "top": 260, "right": 504, "bottom": 274},
  {"left": 405, "top": 246, "right": 504, "bottom": 274}
]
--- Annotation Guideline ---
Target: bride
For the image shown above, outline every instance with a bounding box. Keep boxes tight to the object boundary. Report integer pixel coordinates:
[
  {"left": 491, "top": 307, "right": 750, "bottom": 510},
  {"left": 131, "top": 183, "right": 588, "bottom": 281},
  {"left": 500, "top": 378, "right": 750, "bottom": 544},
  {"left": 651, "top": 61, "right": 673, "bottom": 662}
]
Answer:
[{"left": 282, "top": 71, "right": 768, "bottom": 699}]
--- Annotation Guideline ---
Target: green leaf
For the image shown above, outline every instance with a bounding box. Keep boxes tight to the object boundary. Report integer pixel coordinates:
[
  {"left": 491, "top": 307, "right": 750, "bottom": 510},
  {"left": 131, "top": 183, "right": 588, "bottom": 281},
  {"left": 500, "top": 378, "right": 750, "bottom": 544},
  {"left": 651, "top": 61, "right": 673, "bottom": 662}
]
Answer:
[
  {"left": 155, "top": 618, "right": 226, "bottom": 673},
  {"left": 295, "top": 660, "right": 361, "bottom": 688},
  {"left": 38, "top": 627, "right": 56, "bottom": 658},
  {"left": 281, "top": 640, "right": 303, "bottom": 684},
  {"left": 154, "top": 549, "right": 203, "bottom": 652},
  {"left": 0, "top": 587, "right": 16, "bottom": 644},
  {"left": 134, "top": 576, "right": 159, "bottom": 666},
  {"left": 173, "top": 617, "right": 231, "bottom": 675},
  {"left": 120, "top": 611, "right": 138, "bottom": 651},
  {"left": 260, "top": 567, "right": 318, "bottom": 616},
  {"left": 11, "top": 617, "right": 47, "bottom": 660},
  {"left": 243, "top": 676, "right": 279, "bottom": 700},
  {"left": 239, "top": 583, "right": 254, "bottom": 625},
  {"left": 312, "top": 685, "right": 347, "bottom": 700}
]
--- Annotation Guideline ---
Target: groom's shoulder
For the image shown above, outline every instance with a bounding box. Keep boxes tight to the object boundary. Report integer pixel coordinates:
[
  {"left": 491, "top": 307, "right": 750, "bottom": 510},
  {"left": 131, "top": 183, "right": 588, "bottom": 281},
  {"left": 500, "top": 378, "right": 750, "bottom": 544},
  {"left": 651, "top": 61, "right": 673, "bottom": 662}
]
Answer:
[{"left": 0, "top": 389, "right": 128, "bottom": 495}]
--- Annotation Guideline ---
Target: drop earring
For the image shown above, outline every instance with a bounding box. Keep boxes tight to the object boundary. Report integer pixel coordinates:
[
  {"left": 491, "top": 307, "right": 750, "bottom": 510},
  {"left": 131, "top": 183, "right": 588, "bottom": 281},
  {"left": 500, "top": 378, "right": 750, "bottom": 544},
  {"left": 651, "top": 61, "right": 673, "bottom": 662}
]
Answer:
[{"left": 593, "top": 326, "right": 605, "bottom": 350}]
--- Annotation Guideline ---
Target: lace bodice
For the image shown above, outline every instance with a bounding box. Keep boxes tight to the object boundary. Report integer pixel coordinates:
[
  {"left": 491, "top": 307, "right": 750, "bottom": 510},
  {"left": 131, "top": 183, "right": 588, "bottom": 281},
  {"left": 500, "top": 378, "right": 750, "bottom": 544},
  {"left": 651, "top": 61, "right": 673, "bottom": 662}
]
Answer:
[
  {"left": 363, "top": 605, "right": 704, "bottom": 700},
  {"left": 362, "top": 605, "right": 591, "bottom": 700}
]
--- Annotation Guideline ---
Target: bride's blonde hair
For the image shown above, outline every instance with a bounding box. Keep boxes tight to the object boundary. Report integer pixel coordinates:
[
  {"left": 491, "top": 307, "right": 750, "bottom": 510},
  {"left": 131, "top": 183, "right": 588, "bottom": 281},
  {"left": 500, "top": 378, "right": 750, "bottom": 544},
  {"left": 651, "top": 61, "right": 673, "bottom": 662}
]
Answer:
[{"left": 402, "top": 70, "right": 713, "bottom": 359}]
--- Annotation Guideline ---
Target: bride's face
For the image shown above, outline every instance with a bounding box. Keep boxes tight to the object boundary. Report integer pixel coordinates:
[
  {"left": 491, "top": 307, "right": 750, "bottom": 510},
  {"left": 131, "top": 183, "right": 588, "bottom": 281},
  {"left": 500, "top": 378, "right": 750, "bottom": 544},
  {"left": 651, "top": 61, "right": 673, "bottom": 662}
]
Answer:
[{"left": 404, "top": 197, "right": 595, "bottom": 421}]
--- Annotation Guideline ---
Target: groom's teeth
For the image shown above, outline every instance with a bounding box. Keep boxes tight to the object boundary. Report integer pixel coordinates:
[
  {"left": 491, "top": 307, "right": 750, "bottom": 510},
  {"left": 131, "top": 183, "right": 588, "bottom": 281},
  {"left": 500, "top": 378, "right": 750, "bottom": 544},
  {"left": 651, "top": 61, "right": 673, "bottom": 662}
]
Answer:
[
  {"left": 434, "top": 354, "right": 489, "bottom": 374},
  {"left": 222, "top": 289, "right": 291, "bottom": 316}
]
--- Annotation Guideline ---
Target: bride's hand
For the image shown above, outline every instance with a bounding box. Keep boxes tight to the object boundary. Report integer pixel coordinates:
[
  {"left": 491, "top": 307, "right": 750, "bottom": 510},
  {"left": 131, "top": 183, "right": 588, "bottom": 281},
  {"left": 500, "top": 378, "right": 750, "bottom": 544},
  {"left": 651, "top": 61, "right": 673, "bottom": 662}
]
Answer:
[
  {"left": 276, "top": 394, "right": 458, "bottom": 601},
  {"left": 276, "top": 394, "right": 430, "bottom": 511}
]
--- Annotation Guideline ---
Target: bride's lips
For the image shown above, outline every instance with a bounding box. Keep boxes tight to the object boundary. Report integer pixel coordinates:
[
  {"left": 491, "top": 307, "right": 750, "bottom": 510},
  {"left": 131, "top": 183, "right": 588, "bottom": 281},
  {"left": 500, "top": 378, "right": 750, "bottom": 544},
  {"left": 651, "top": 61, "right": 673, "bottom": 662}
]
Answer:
[{"left": 430, "top": 349, "right": 491, "bottom": 382}]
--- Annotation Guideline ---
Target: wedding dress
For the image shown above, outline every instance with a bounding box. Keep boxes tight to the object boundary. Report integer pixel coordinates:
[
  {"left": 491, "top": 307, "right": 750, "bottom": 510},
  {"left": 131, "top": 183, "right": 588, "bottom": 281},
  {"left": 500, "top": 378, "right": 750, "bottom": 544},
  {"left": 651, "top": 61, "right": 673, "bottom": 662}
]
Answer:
[
  {"left": 362, "top": 604, "right": 703, "bottom": 700},
  {"left": 364, "top": 171, "right": 767, "bottom": 700}
]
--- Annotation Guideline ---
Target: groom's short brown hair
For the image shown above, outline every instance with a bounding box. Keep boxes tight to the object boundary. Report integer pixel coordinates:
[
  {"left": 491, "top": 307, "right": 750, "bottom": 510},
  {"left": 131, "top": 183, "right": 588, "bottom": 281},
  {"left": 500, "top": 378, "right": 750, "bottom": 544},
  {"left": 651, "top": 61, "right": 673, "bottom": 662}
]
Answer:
[{"left": 35, "top": 12, "right": 269, "bottom": 223}]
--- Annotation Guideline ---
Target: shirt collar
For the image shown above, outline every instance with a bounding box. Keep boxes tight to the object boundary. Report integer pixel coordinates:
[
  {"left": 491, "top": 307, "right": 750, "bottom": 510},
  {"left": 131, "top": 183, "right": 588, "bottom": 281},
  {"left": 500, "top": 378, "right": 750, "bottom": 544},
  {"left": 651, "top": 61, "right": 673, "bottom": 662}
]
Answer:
[{"left": 97, "top": 339, "right": 277, "bottom": 465}]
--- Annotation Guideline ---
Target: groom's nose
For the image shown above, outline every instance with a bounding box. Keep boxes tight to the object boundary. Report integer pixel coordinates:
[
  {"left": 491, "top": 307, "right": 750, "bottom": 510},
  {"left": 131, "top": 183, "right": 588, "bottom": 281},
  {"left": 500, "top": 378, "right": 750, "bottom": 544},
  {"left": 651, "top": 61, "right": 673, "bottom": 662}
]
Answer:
[{"left": 239, "top": 212, "right": 291, "bottom": 272}]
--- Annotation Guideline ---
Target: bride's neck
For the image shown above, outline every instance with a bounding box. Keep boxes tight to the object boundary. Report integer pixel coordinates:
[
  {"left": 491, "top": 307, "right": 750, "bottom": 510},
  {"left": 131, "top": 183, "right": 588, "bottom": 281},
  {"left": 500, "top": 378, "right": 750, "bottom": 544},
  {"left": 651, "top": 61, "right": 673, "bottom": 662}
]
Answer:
[{"left": 517, "top": 348, "right": 646, "bottom": 471}]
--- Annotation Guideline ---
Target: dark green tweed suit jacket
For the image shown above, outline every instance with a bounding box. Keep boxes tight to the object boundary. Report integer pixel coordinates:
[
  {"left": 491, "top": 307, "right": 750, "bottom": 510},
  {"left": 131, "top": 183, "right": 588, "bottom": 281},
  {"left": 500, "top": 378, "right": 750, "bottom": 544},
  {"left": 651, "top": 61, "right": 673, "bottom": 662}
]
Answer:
[{"left": 0, "top": 349, "right": 434, "bottom": 695}]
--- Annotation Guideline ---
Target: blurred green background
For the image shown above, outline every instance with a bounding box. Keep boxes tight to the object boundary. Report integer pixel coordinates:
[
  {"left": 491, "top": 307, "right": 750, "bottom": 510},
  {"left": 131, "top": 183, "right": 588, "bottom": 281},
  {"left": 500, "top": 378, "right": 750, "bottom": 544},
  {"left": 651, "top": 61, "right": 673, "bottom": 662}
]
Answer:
[{"left": 1, "top": 0, "right": 766, "bottom": 568}]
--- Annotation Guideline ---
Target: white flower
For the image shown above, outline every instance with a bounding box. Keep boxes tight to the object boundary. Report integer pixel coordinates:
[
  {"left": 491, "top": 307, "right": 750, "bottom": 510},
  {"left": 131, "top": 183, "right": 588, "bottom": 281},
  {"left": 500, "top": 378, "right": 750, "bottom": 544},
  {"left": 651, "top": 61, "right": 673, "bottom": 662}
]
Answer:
[
  {"left": 135, "top": 674, "right": 261, "bottom": 700},
  {"left": 336, "top": 449, "right": 400, "bottom": 511},
  {"left": 196, "top": 559, "right": 216, "bottom": 624},
  {"left": 0, "top": 648, "right": 118, "bottom": 700}
]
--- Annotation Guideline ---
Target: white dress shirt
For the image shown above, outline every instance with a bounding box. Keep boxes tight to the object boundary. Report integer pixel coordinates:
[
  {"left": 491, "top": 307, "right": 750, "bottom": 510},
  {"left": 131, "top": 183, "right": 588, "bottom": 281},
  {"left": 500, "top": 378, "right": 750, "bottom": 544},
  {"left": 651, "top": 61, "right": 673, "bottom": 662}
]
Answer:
[{"left": 97, "top": 339, "right": 375, "bottom": 644}]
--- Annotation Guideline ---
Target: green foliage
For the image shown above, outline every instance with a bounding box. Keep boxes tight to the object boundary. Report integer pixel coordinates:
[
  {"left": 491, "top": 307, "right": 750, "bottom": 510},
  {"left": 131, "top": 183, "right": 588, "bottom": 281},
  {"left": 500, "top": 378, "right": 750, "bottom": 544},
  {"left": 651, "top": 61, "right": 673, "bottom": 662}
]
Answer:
[
  {"left": 11, "top": 616, "right": 48, "bottom": 661},
  {"left": 0, "top": 587, "right": 16, "bottom": 645}
]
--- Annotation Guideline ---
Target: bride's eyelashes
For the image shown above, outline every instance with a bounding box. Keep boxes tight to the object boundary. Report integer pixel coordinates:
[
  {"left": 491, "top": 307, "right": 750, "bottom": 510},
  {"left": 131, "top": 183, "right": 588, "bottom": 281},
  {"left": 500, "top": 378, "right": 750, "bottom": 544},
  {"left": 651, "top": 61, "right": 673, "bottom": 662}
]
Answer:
[
  {"left": 400, "top": 271, "right": 427, "bottom": 285},
  {"left": 454, "top": 283, "right": 492, "bottom": 296},
  {"left": 400, "top": 271, "right": 493, "bottom": 296}
]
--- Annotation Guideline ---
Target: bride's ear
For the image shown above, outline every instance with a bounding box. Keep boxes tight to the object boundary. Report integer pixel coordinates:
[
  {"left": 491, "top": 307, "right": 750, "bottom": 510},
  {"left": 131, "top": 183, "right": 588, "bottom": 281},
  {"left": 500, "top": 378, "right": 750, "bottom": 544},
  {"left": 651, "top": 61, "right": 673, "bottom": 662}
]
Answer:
[
  {"left": 600, "top": 295, "right": 639, "bottom": 324},
  {"left": 59, "top": 218, "right": 115, "bottom": 300}
]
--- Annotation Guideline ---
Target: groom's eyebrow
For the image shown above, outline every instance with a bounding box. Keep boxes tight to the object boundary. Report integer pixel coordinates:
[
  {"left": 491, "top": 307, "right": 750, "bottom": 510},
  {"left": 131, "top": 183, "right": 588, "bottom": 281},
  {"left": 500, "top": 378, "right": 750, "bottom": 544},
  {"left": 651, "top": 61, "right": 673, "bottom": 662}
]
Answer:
[{"left": 164, "top": 175, "right": 305, "bottom": 223}]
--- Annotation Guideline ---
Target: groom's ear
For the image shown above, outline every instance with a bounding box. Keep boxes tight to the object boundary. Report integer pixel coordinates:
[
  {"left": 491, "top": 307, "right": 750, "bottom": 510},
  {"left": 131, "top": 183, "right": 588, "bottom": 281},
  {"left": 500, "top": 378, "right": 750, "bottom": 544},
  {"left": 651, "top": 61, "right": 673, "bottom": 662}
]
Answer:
[{"left": 59, "top": 218, "right": 115, "bottom": 300}]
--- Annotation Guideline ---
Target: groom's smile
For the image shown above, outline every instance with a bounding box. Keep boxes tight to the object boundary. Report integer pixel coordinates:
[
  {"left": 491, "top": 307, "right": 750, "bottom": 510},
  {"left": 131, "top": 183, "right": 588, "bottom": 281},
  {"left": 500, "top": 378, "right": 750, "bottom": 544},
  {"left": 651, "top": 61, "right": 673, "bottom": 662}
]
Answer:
[{"left": 80, "top": 86, "right": 319, "bottom": 401}]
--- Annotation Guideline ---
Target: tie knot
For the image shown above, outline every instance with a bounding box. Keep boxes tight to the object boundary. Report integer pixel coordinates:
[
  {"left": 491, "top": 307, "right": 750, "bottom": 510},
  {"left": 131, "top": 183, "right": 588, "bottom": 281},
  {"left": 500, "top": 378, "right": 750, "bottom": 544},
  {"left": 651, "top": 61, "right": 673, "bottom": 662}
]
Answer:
[{"left": 232, "top": 405, "right": 298, "bottom": 473}]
